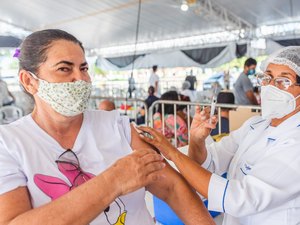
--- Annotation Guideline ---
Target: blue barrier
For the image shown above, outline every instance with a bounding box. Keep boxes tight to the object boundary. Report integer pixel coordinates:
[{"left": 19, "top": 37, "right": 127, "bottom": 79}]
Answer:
[{"left": 153, "top": 196, "right": 220, "bottom": 225}]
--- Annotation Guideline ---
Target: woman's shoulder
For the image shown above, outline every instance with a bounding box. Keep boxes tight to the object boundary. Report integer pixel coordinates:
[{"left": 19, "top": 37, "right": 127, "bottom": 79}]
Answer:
[
  {"left": 0, "top": 115, "right": 33, "bottom": 145},
  {"left": 84, "top": 110, "right": 130, "bottom": 129},
  {"left": 0, "top": 114, "right": 32, "bottom": 132},
  {"left": 85, "top": 109, "right": 120, "bottom": 121}
]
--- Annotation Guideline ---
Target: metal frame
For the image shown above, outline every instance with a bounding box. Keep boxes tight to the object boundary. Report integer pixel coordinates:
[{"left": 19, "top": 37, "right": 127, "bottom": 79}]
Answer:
[
  {"left": 148, "top": 99, "right": 261, "bottom": 147},
  {"left": 90, "top": 96, "right": 148, "bottom": 125}
]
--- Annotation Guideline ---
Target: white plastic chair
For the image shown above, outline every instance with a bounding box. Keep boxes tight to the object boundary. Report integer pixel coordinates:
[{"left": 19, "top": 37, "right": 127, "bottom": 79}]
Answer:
[{"left": 0, "top": 106, "right": 23, "bottom": 124}]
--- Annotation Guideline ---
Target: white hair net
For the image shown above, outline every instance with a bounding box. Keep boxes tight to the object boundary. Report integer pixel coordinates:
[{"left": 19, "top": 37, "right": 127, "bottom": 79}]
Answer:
[{"left": 260, "top": 46, "right": 300, "bottom": 76}]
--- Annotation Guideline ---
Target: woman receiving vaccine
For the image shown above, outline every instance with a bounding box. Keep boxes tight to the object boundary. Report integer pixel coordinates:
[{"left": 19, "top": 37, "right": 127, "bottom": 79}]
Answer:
[{"left": 0, "top": 29, "right": 214, "bottom": 225}]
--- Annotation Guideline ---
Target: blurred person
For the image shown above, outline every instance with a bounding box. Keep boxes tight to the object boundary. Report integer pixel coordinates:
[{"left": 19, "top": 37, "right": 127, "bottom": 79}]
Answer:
[
  {"left": 145, "top": 86, "right": 159, "bottom": 110},
  {"left": 253, "top": 86, "right": 261, "bottom": 105},
  {"left": 0, "top": 29, "right": 215, "bottom": 225},
  {"left": 149, "top": 65, "right": 160, "bottom": 97},
  {"left": 0, "top": 74, "right": 15, "bottom": 106},
  {"left": 211, "top": 81, "right": 222, "bottom": 96},
  {"left": 153, "top": 91, "right": 188, "bottom": 147},
  {"left": 137, "top": 86, "right": 159, "bottom": 125},
  {"left": 223, "top": 70, "right": 230, "bottom": 90},
  {"left": 233, "top": 57, "right": 258, "bottom": 105},
  {"left": 185, "top": 70, "right": 197, "bottom": 91},
  {"left": 98, "top": 99, "right": 116, "bottom": 111},
  {"left": 168, "top": 86, "right": 178, "bottom": 92},
  {"left": 128, "top": 72, "right": 136, "bottom": 98},
  {"left": 210, "top": 91, "right": 235, "bottom": 140},
  {"left": 181, "top": 80, "right": 196, "bottom": 102}
]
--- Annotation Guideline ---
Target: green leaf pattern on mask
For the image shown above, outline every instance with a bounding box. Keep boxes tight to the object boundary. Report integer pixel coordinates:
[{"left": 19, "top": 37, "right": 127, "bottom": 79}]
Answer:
[{"left": 38, "top": 80, "right": 92, "bottom": 117}]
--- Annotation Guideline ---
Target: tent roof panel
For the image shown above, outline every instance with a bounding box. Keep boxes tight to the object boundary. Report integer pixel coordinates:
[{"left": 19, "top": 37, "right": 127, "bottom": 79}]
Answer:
[{"left": 1, "top": 0, "right": 300, "bottom": 50}]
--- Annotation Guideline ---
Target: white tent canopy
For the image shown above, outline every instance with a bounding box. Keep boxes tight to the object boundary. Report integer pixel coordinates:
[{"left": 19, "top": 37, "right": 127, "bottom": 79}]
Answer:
[
  {"left": 96, "top": 40, "right": 289, "bottom": 70},
  {"left": 123, "top": 50, "right": 201, "bottom": 69},
  {"left": 1, "top": 0, "right": 300, "bottom": 51},
  {"left": 1, "top": 0, "right": 300, "bottom": 69}
]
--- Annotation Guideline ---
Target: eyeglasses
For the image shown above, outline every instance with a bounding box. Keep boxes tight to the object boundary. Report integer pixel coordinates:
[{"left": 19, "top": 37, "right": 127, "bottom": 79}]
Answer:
[
  {"left": 56, "top": 150, "right": 127, "bottom": 224},
  {"left": 256, "top": 72, "right": 300, "bottom": 90},
  {"left": 55, "top": 149, "right": 94, "bottom": 189}
]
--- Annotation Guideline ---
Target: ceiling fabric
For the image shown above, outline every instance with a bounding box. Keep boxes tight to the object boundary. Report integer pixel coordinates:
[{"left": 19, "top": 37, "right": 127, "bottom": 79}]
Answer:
[
  {"left": 119, "top": 50, "right": 201, "bottom": 69},
  {"left": 182, "top": 46, "right": 226, "bottom": 64},
  {"left": 0, "top": 36, "right": 22, "bottom": 47},
  {"left": 275, "top": 38, "right": 300, "bottom": 47},
  {"left": 1, "top": 0, "right": 300, "bottom": 50},
  {"left": 236, "top": 44, "right": 247, "bottom": 58},
  {"left": 106, "top": 54, "right": 144, "bottom": 68},
  {"left": 98, "top": 43, "right": 239, "bottom": 70},
  {"left": 2, "top": 0, "right": 300, "bottom": 70}
]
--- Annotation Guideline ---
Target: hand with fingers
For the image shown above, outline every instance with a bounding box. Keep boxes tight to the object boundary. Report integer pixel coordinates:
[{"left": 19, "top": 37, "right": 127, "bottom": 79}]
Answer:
[
  {"left": 137, "top": 126, "right": 178, "bottom": 161},
  {"left": 111, "top": 148, "right": 166, "bottom": 196},
  {"left": 190, "top": 106, "right": 218, "bottom": 143}
]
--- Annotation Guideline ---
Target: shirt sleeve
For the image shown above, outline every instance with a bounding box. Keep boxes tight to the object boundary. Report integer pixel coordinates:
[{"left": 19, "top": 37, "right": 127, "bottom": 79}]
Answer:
[
  {"left": 205, "top": 121, "right": 247, "bottom": 175},
  {"left": 208, "top": 141, "right": 300, "bottom": 217},
  {"left": 242, "top": 75, "right": 254, "bottom": 92},
  {"left": 204, "top": 116, "right": 260, "bottom": 176},
  {"left": 117, "top": 114, "right": 131, "bottom": 144},
  {"left": 0, "top": 139, "right": 27, "bottom": 195}
]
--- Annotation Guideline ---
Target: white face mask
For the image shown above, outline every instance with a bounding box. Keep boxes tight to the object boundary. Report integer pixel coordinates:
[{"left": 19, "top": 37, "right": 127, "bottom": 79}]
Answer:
[
  {"left": 30, "top": 72, "right": 92, "bottom": 117},
  {"left": 261, "top": 85, "right": 300, "bottom": 119}
]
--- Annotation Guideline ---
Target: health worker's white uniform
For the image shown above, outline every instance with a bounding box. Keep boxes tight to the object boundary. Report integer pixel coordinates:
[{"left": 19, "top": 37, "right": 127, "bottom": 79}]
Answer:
[{"left": 203, "top": 113, "right": 300, "bottom": 225}]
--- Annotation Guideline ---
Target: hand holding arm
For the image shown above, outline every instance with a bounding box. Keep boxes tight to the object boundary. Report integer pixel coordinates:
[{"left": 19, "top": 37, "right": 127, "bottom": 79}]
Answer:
[
  {"left": 138, "top": 126, "right": 213, "bottom": 199},
  {"left": 130, "top": 124, "right": 215, "bottom": 225},
  {"left": 0, "top": 148, "right": 164, "bottom": 225},
  {"left": 188, "top": 106, "right": 217, "bottom": 164}
]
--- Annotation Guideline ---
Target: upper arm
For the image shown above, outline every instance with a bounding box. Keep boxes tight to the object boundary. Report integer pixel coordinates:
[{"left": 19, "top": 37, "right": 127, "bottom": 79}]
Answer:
[
  {"left": 131, "top": 125, "right": 215, "bottom": 224},
  {"left": 207, "top": 123, "right": 249, "bottom": 175},
  {"left": 0, "top": 187, "right": 32, "bottom": 224},
  {"left": 245, "top": 90, "right": 257, "bottom": 104},
  {"left": 0, "top": 140, "right": 31, "bottom": 225},
  {"left": 130, "top": 124, "right": 175, "bottom": 199}
]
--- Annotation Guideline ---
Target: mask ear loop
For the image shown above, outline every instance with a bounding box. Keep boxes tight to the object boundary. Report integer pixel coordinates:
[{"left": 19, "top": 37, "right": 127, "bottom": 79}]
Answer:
[
  {"left": 28, "top": 71, "right": 39, "bottom": 80},
  {"left": 26, "top": 71, "right": 41, "bottom": 96},
  {"left": 293, "top": 94, "right": 300, "bottom": 110}
]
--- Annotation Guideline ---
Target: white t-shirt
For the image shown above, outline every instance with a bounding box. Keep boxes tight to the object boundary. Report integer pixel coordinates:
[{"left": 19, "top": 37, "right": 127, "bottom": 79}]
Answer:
[
  {"left": 180, "top": 89, "right": 197, "bottom": 102},
  {"left": 0, "top": 110, "right": 154, "bottom": 225},
  {"left": 149, "top": 72, "right": 160, "bottom": 97}
]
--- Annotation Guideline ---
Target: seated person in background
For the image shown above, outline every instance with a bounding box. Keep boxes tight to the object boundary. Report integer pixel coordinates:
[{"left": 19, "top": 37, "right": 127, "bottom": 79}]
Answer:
[
  {"left": 145, "top": 86, "right": 159, "bottom": 109},
  {"left": 0, "top": 77, "right": 15, "bottom": 106},
  {"left": 98, "top": 99, "right": 116, "bottom": 111},
  {"left": 185, "top": 73, "right": 197, "bottom": 91},
  {"left": 253, "top": 86, "right": 261, "bottom": 105},
  {"left": 153, "top": 91, "right": 188, "bottom": 147},
  {"left": 137, "top": 86, "right": 159, "bottom": 125},
  {"left": 177, "top": 94, "right": 192, "bottom": 126},
  {"left": 210, "top": 91, "right": 235, "bottom": 141},
  {"left": 180, "top": 81, "right": 196, "bottom": 102}
]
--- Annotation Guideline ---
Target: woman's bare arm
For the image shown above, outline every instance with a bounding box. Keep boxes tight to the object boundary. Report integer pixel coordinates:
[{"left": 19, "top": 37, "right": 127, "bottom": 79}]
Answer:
[
  {"left": 131, "top": 124, "right": 215, "bottom": 225},
  {"left": 0, "top": 149, "right": 165, "bottom": 225}
]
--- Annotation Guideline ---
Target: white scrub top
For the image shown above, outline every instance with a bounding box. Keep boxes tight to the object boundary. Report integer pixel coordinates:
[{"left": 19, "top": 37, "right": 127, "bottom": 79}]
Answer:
[{"left": 203, "top": 113, "right": 300, "bottom": 225}]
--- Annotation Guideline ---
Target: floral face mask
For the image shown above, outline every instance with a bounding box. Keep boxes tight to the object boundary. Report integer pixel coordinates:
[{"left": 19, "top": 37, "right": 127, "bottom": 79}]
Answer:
[{"left": 29, "top": 72, "right": 92, "bottom": 117}]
